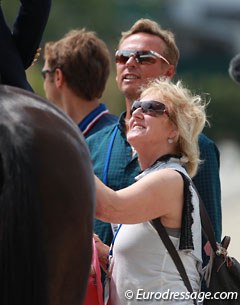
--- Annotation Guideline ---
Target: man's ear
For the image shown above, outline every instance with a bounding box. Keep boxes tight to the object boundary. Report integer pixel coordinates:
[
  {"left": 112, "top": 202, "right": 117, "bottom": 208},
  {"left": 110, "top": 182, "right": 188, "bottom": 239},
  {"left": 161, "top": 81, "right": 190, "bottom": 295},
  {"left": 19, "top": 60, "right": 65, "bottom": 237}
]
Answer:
[
  {"left": 54, "top": 68, "right": 64, "bottom": 88},
  {"left": 165, "top": 65, "right": 176, "bottom": 80}
]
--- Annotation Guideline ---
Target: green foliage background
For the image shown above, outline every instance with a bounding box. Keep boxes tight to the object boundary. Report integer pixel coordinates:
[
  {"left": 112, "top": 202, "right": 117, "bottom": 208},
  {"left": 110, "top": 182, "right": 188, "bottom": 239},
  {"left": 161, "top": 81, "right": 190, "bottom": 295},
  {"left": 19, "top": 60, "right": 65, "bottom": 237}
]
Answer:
[{"left": 2, "top": 0, "right": 240, "bottom": 143}]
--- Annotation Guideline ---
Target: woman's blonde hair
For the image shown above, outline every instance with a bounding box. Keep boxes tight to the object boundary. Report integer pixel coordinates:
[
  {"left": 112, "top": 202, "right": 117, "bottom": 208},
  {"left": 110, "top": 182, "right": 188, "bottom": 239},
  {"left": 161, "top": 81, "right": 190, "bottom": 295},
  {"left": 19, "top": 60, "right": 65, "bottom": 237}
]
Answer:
[{"left": 140, "top": 78, "right": 208, "bottom": 177}]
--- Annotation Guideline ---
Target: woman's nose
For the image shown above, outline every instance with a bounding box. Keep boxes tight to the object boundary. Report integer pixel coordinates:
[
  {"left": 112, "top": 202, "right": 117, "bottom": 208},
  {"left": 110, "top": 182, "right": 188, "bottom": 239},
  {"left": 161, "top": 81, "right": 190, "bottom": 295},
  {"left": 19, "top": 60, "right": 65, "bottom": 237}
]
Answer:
[{"left": 132, "top": 106, "right": 144, "bottom": 118}]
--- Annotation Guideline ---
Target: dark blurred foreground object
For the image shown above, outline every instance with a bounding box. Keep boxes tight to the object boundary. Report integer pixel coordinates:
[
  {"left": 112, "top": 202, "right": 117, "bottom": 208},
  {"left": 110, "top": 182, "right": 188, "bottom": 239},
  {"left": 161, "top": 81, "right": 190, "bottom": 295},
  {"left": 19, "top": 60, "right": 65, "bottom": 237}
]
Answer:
[
  {"left": 0, "top": 0, "right": 51, "bottom": 90},
  {"left": 0, "top": 85, "right": 95, "bottom": 305},
  {"left": 229, "top": 53, "right": 240, "bottom": 85}
]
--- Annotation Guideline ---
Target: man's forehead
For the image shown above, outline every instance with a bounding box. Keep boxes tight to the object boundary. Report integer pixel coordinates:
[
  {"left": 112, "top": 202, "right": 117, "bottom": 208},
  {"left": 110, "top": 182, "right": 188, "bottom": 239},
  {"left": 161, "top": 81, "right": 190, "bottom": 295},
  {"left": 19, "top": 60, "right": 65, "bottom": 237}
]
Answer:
[{"left": 119, "top": 33, "right": 166, "bottom": 52}]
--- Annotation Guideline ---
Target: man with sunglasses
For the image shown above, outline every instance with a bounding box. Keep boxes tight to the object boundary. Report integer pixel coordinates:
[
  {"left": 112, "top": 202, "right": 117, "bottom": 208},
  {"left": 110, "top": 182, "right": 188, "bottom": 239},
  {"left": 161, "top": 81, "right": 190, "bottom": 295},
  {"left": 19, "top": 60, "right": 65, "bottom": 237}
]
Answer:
[
  {"left": 87, "top": 19, "right": 221, "bottom": 266},
  {"left": 0, "top": 0, "right": 51, "bottom": 91}
]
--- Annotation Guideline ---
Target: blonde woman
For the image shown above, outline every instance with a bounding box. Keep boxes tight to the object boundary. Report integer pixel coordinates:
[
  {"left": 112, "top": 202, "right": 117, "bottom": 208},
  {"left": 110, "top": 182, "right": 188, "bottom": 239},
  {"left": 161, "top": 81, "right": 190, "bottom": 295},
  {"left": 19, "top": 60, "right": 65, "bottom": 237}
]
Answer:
[{"left": 95, "top": 78, "right": 207, "bottom": 305}]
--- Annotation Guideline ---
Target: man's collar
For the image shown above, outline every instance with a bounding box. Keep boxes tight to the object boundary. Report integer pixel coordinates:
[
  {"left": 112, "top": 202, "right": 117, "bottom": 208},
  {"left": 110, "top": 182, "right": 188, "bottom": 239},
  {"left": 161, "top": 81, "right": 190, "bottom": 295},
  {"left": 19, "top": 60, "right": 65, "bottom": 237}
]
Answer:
[{"left": 118, "top": 111, "right": 127, "bottom": 133}]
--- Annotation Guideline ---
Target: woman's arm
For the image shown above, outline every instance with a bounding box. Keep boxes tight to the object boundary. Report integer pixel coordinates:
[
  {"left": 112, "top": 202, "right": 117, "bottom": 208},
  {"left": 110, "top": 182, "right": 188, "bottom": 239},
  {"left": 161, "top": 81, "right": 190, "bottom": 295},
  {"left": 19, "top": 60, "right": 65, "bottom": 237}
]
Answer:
[{"left": 95, "top": 168, "right": 184, "bottom": 226}]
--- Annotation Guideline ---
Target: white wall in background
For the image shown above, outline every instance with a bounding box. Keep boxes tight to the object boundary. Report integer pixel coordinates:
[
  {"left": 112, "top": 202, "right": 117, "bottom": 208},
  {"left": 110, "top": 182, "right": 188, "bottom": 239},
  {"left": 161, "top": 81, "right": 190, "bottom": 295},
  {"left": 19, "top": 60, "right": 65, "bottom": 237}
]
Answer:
[{"left": 219, "top": 140, "right": 240, "bottom": 259}]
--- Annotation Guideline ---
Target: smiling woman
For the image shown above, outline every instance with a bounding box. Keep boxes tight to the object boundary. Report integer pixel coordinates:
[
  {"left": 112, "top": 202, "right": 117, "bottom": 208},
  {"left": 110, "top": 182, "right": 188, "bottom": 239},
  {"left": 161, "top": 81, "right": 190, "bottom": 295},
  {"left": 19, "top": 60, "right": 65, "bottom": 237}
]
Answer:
[{"left": 95, "top": 77, "right": 207, "bottom": 305}]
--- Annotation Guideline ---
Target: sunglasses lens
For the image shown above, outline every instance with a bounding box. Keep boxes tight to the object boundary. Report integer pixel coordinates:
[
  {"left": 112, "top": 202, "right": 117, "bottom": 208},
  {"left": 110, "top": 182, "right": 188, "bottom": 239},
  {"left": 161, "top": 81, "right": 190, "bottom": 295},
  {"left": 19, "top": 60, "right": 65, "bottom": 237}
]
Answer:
[
  {"left": 115, "top": 50, "right": 157, "bottom": 65},
  {"left": 131, "top": 101, "right": 167, "bottom": 116},
  {"left": 145, "top": 101, "right": 165, "bottom": 112},
  {"left": 115, "top": 53, "right": 129, "bottom": 64},
  {"left": 130, "top": 101, "right": 141, "bottom": 115},
  {"left": 137, "top": 53, "right": 157, "bottom": 64}
]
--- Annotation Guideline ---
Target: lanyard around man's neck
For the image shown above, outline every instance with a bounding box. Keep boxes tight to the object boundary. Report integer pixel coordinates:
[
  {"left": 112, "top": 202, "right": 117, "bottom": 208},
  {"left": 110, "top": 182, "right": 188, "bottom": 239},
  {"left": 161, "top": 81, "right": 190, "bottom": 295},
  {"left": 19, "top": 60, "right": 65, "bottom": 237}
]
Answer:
[{"left": 103, "top": 124, "right": 119, "bottom": 185}]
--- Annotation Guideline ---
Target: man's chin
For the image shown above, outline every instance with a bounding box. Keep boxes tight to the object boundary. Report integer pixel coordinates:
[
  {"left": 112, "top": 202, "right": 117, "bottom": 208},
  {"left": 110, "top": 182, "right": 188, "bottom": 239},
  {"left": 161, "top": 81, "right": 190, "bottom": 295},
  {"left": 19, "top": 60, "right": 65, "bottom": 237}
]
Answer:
[{"left": 121, "top": 85, "right": 140, "bottom": 101}]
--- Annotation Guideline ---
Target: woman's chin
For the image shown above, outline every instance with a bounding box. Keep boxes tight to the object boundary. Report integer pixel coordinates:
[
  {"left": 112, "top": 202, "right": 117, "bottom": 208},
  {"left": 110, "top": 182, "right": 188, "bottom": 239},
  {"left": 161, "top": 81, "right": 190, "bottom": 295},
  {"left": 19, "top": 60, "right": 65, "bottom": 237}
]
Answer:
[{"left": 127, "top": 130, "right": 144, "bottom": 146}]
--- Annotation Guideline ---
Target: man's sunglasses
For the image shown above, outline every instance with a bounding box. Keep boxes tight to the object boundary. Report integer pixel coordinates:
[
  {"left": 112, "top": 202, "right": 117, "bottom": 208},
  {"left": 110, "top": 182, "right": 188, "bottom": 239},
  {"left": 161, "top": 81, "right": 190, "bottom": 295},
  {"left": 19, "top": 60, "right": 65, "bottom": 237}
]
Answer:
[
  {"left": 41, "top": 67, "right": 60, "bottom": 79},
  {"left": 41, "top": 69, "right": 55, "bottom": 79},
  {"left": 130, "top": 100, "right": 169, "bottom": 117},
  {"left": 115, "top": 50, "right": 170, "bottom": 65}
]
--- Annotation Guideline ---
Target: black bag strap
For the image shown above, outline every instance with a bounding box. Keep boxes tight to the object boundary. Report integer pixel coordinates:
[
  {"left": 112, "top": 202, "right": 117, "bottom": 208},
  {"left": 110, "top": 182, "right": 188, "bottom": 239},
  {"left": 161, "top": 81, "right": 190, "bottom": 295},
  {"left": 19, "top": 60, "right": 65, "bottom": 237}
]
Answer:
[
  {"left": 151, "top": 218, "right": 198, "bottom": 305},
  {"left": 191, "top": 183, "right": 218, "bottom": 252},
  {"left": 151, "top": 171, "right": 218, "bottom": 305},
  {"left": 151, "top": 171, "right": 229, "bottom": 305}
]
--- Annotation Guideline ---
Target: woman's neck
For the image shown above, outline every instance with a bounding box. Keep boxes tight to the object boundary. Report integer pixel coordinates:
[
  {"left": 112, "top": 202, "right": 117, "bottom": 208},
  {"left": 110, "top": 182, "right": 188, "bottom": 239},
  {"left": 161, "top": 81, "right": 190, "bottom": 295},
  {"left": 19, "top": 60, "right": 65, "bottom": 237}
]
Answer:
[
  {"left": 138, "top": 152, "right": 162, "bottom": 171},
  {"left": 138, "top": 149, "right": 178, "bottom": 171}
]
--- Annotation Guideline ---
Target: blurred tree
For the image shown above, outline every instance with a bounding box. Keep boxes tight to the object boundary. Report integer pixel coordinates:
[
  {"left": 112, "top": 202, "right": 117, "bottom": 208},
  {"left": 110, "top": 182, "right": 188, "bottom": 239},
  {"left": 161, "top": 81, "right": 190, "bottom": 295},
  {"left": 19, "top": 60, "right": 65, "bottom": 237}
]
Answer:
[
  {"left": 177, "top": 72, "right": 240, "bottom": 143},
  {"left": 47, "top": 0, "right": 118, "bottom": 42}
]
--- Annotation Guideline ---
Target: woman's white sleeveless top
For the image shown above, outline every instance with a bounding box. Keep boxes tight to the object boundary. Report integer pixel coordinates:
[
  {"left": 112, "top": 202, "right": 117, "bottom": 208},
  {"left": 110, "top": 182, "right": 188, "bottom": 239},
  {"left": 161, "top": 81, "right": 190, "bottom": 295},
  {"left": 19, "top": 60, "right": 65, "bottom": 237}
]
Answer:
[{"left": 109, "top": 158, "right": 202, "bottom": 305}]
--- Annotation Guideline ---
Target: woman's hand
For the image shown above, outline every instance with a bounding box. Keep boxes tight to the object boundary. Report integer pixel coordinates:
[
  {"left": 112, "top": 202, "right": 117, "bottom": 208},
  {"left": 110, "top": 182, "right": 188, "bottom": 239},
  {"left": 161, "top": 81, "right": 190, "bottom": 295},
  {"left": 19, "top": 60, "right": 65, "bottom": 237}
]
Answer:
[{"left": 93, "top": 233, "right": 109, "bottom": 273}]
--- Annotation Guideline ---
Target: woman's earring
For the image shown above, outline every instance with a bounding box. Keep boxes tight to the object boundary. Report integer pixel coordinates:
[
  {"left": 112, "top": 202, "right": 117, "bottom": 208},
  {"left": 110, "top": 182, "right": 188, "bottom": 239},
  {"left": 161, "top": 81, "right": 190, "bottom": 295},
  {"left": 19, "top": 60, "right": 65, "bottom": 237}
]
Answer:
[{"left": 168, "top": 138, "right": 174, "bottom": 144}]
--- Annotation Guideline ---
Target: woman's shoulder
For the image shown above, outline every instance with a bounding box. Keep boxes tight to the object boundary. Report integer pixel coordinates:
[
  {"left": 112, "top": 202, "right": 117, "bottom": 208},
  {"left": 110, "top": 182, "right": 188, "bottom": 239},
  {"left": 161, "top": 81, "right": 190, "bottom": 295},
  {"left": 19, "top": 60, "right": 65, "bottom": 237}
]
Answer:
[
  {"left": 136, "top": 157, "right": 189, "bottom": 181},
  {"left": 137, "top": 168, "right": 184, "bottom": 199}
]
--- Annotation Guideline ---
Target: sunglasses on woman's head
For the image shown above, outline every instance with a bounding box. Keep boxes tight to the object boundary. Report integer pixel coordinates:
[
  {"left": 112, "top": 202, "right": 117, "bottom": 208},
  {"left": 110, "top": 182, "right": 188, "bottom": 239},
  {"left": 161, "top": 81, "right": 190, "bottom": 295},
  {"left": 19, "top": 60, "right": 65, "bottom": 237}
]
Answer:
[
  {"left": 115, "top": 50, "right": 170, "bottom": 65},
  {"left": 130, "top": 100, "right": 169, "bottom": 117}
]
